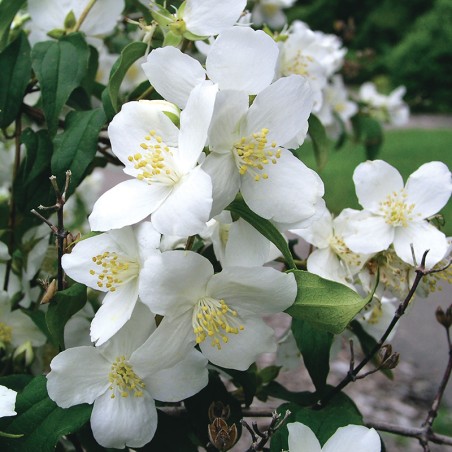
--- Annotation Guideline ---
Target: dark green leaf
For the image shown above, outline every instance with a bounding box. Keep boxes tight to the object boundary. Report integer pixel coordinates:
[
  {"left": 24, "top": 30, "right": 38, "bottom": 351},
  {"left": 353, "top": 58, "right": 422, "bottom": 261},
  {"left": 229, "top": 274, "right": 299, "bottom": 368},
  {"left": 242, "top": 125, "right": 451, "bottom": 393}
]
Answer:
[
  {"left": 227, "top": 199, "right": 296, "bottom": 269},
  {"left": 258, "top": 365, "right": 281, "bottom": 385},
  {"left": 0, "top": 375, "right": 33, "bottom": 393},
  {"left": 0, "top": 0, "right": 26, "bottom": 50},
  {"left": 349, "top": 320, "right": 393, "bottom": 379},
  {"left": 14, "top": 128, "right": 54, "bottom": 214},
  {"left": 104, "top": 41, "right": 147, "bottom": 115},
  {"left": 286, "top": 271, "right": 373, "bottom": 334},
  {"left": 292, "top": 318, "right": 333, "bottom": 391},
  {"left": 0, "top": 32, "right": 31, "bottom": 128},
  {"left": 0, "top": 375, "right": 91, "bottom": 452},
  {"left": 215, "top": 364, "right": 258, "bottom": 407},
  {"left": 31, "top": 33, "right": 90, "bottom": 136},
  {"left": 307, "top": 114, "right": 329, "bottom": 171},
  {"left": 260, "top": 381, "right": 316, "bottom": 405},
  {"left": 51, "top": 108, "right": 106, "bottom": 196},
  {"left": 46, "top": 283, "right": 87, "bottom": 349},
  {"left": 270, "top": 392, "right": 364, "bottom": 451}
]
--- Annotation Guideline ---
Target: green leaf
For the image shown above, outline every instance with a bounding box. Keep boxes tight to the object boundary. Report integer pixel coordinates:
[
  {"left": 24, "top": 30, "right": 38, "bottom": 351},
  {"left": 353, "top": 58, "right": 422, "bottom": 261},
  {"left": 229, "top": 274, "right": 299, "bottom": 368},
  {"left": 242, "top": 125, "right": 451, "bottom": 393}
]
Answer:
[
  {"left": 307, "top": 114, "right": 329, "bottom": 171},
  {"left": 215, "top": 364, "right": 258, "bottom": 407},
  {"left": 0, "top": 375, "right": 33, "bottom": 393},
  {"left": 103, "top": 41, "right": 147, "bottom": 115},
  {"left": 51, "top": 108, "right": 106, "bottom": 196},
  {"left": 46, "top": 283, "right": 87, "bottom": 349},
  {"left": 227, "top": 199, "right": 296, "bottom": 269},
  {"left": 351, "top": 114, "right": 384, "bottom": 160},
  {"left": 349, "top": 320, "right": 393, "bottom": 379},
  {"left": 292, "top": 318, "right": 333, "bottom": 391},
  {"left": 270, "top": 392, "right": 364, "bottom": 451},
  {"left": 14, "top": 129, "right": 54, "bottom": 214},
  {"left": 0, "top": 375, "right": 92, "bottom": 452},
  {"left": 0, "top": 0, "right": 26, "bottom": 50},
  {"left": 260, "top": 381, "right": 316, "bottom": 405},
  {"left": 31, "top": 33, "right": 90, "bottom": 136},
  {"left": 286, "top": 271, "right": 373, "bottom": 334},
  {"left": 0, "top": 32, "right": 31, "bottom": 128},
  {"left": 22, "top": 309, "right": 53, "bottom": 345}
]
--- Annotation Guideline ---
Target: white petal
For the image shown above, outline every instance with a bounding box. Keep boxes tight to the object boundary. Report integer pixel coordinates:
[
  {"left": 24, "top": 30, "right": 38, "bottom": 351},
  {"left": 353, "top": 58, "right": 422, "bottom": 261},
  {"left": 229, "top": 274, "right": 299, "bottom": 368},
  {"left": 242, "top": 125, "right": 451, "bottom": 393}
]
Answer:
[
  {"left": 287, "top": 422, "right": 322, "bottom": 452},
  {"left": 139, "top": 251, "right": 212, "bottom": 316},
  {"left": 183, "top": 0, "right": 246, "bottom": 36},
  {"left": 0, "top": 242, "right": 10, "bottom": 261},
  {"left": 240, "top": 149, "right": 324, "bottom": 224},
  {"left": 108, "top": 226, "right": 140, "bottom": 260},
  {"left": 91, "top": 390, "right": 157, "bottom": 449},
  {"left": 90, "top": 281, "right": 139, "bottom": 346},
  {"left": 135, "top": 222, "right": 162, "bottom": 262},
  {"left": 243, "top": 75, "right": 314, "bottom": 147},
  {"left": 393, "top": 221, "right": 449, "bottom": 268},
  {"left": 343, "top": 212, "right": 394, "bottom": 254},
  {"left": 405, "top": 162, "right": 452, "bottom": 218},
  {"left": 150, "top": 166, "right": 212, "bottom": 236},
  {"left": 206, "top": 27, "right": 278, "bottom": 94},
  {"left": 89, "top": 179, "right": 170, "bottom": 231},
  {"left": 0, "top": 385, "right": 16, "bottom": 418},
  {"left": 323, "top": 425, "right": 381, "bottom": 452},
  {"left": 223, "top": 218, "right": 271, "bottom": 267},
  {"left": 291, "top": 204, "right": 333, "bottom": 248},
  {"left": 7, "top": 310, "right": 46, "bottom": 347},
  {"left": 307, "top": 248, "right": 348, "bottom": 285},
  {"left": 200, "top": 316, "right": 276, "bottom": 370},
  {"left": 76, "top": 0, "right": 125, "bottom": 36},
  {"left": 202, "top": 152, "right": 241, "bottom": 217},
  {"left": 207, "top": 266, "right": 296, "bottom": 315},
  {"left": 141, "top": 47, "right": 206, "bottom": 109},
  {"left": 179, "top": 81, "right": 218, "bottom": 169},
  {"left": 108, "top": 101, "right": 180, "bottom": 169},
  {"left": 208, "top": 89, "right": 248, "bottom": 152},
  {"left": 47, "top": 347, "right": 110, "bottom": 408},
  {"left": 353, "top": 160, "right": 404, "bottom": 212},
  {"left": 145, "top": 349, "right": 208, "bottom": 402}
]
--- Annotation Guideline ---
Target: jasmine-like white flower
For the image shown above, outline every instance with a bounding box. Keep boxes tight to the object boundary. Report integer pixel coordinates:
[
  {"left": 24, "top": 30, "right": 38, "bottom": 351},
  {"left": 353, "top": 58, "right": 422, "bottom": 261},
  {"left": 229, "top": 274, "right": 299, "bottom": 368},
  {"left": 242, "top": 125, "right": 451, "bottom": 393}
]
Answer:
[
  {"left": 359, "top": 82, "right": 409, "bottom": 126},
  {"left": 47, "top": 304, "right": 208, "bottom": 449},
  {"left": 291, "top": 206, "right": 370, "bottom": 286},
  {"left": 142, "top": 26, "right": 279, "bottom": 109},
  {"left": 252, "top": 0, "right": 296, "bottom": 29},
  {"left": 202, "top": 211, "right": 281, "bottom": 267},
  {"left": 203, "top": 75, "right": 325, "bottom": 228},
  {"left": 0, "top": 385, "right": 17, "bottom": 418},
  {"left": 62, "top": 222, "right": 161, "bottom": 346},
  {"left": 27, "top": 0, "right": 125, "bottom": 47},
  {"left": 139, "top": 250, "right": 297, "bottom": 370},
  {"left": 147, "top": 0, "right": 246, "bottom": 39},
  {"left": 89, "top": 84, "right": 217, "bottom": 236},
  {"left": 0, "top": 291, "right": 46, "bottom": 350},
  {"left": 286, "top": 422, "right": 381, "bottom": 452},
  {"left": 343, "top": 160, "right": 452, "bottom": 268}
]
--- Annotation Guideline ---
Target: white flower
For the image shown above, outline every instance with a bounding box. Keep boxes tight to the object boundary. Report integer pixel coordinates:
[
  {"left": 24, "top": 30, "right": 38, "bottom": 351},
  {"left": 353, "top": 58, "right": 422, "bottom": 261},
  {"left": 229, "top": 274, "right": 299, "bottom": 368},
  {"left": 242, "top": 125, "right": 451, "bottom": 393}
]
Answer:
[
  {"left": 139, "top": 250, "right": 297, "bottom": 370},
  {"left": 47, "top": 303, "right": 208, "bottom": 449},
  {"left": 359, "top": 82, "right": 410, "bottom": 126},
  {"left": 203, "top": 75, "right": 324, "bottom": 228},
  {"left": 62, "top": 222, "right": 160, "bottom": 346},
  {"left": 27, "top": 0, "right": 125, "bottom": 47},
  {"left": 202, "top": 211, "right": 281, "bottom": 267},
  {"left": 0, "top": 291, "right": 46, "bottom": 349},
  {"left": 0, "top": 385, "right": 17, "bottom": 418},
  {"left": 0, "top": 242, "right": 9, "bottom": 262},
  {"left": 291, "top": 206, "right": 370, "bottom": 286},
  {"left": 89, "top": 84, "right": 217, "bottom": 236},
  {"left": 148, "top": 0, "right": 246, "bottom": 38},
  {"left": 286, "top": 422, "right": 381, "bottom": 452},
  {"left": 343, "top": 160, "right": 452, "bottom": 268},
  {"left": 142, "top": 26, "right": 279, "bottom": 109},
  {"left": 252, "top": 0, "right": 296, "bottom": 29}
]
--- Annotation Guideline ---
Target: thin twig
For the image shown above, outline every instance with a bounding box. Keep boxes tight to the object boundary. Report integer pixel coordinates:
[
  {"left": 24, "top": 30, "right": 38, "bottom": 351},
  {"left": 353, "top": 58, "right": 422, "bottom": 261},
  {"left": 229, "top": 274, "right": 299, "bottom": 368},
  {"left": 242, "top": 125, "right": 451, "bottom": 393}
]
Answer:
[{"left": 73, "top": 0, "right": 97, "bottom": 32}]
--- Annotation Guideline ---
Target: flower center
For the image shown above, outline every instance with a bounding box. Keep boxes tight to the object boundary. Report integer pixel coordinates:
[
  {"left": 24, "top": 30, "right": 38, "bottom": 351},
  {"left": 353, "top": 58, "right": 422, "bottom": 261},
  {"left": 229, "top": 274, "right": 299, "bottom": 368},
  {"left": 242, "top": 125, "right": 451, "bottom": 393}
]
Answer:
[
  {"left": 378, "top": 190, "right": 417, "bottom": 227},
  {"left": 128, "top": 130, "right": 180, "bottom": 185},
  {"left": 192, "top": 297, "right": 244, "bottom": 350},
  {"left": 233, "top": 128, "right": 281, "bottom": 181},
  {"left": 283, "top": 50, "right": 314, "bottom": 77},
  {"left": 90, "top": 251, "right": 139, "bottom": 292},
  {"left": 109, "top": 356, "right": 145, "bottom": 398},
  {"left": 329, "top": 235, "right": 362, "bottom": 268},
  {"left": 0, "top": 322, "right": 12, "bottom": 344}
]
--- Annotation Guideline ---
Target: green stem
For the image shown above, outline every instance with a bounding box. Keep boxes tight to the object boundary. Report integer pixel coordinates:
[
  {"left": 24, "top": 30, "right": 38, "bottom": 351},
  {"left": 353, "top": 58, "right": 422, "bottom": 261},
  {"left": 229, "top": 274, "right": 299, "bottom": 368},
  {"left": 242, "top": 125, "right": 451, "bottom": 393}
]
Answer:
[{"left": 73, "top": 0, "right": 97, "bottom": 32}]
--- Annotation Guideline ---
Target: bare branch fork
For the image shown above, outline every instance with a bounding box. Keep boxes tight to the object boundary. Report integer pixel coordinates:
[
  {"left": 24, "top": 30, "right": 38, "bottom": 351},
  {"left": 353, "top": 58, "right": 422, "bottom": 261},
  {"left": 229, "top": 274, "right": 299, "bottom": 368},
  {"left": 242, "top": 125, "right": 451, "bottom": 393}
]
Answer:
[{"left": 31, "top": 170, "right": 72, "bottom": 291}]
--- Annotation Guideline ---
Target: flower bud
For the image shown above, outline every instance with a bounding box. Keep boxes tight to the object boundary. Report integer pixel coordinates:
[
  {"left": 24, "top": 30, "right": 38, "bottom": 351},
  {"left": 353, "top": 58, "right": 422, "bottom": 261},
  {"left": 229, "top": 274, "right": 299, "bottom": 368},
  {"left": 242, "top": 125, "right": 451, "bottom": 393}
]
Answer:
[
  {"left": 41, "top": 279, "right": 57, "bottom": 304},
  {"left": 208, "top": 418, "right": 238, "bottom": 452},
  {"left": 13, "top": 341, "right": 34, "bottom": 368},
  {"left": 436, "top": 305, "right": 452, "bottom": 329}
]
